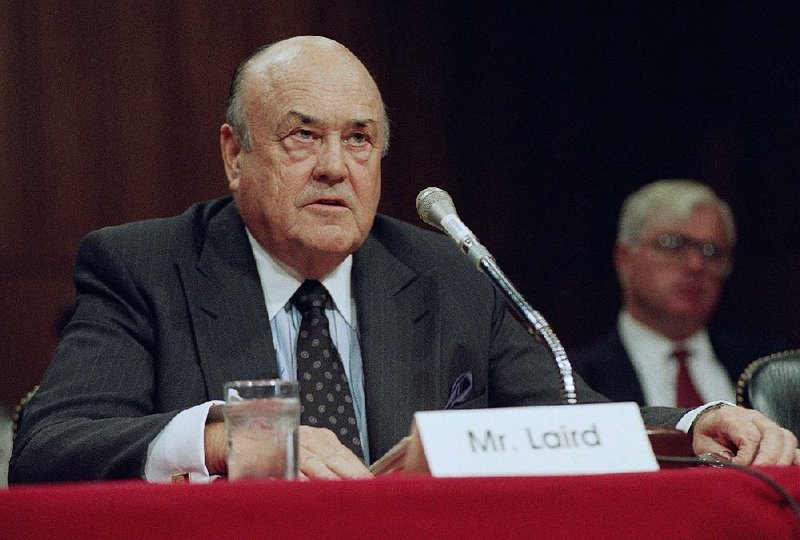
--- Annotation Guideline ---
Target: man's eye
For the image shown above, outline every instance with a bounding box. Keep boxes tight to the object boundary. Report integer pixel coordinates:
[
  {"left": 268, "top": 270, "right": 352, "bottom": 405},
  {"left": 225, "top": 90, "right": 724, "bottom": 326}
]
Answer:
[
  {"left": 347, "top": 133, "right": 368, "bottom": 145},
  {"left": 658, "top": 234, "right": 683, "bottom": 250},
  {"left": 295, "top": 129, "right": 314, "bottom": 140}
]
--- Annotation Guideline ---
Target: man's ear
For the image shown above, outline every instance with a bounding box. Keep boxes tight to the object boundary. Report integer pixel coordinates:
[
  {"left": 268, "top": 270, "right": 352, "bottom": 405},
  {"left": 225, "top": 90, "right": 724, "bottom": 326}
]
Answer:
[
  {"left": 613, "top": 243, "right": 632, "bottom": 287},
  {"left": 220, "top": 124, "right": 243, "bottom": 191}
]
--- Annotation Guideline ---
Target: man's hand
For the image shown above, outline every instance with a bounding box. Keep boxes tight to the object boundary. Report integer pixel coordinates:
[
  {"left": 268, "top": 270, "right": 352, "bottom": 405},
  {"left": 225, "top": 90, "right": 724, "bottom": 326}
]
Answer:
[
  {"left": 204, "top": 421, "right": 228, "bottom": 475},
  {"left": 203, "top": 422, "right": 372, "bottom": 479},
  {"left": 298, "top": 426, "right": 373, "bottom": 480},
  {"left": 692, "top": 405, "right": 800, "bottom": 466}
]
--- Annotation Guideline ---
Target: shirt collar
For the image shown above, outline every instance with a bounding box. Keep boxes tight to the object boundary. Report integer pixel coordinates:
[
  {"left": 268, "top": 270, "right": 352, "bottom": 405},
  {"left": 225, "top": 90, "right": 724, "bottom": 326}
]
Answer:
[
  {"left": 619, "top": 310, "right": 711, "bottom": 360},
  {"left": 245, "top": 229, "right": 354, "bottom": 326}
]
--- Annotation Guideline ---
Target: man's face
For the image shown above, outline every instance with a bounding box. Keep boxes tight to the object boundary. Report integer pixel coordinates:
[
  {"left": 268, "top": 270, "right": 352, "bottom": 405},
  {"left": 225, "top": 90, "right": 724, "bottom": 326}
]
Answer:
[
  {"left": 615, "top": 206, "right": 732, "bottom": 338},
  {"left": 221, "top": 43, "right": 384, "bottom": 277}
]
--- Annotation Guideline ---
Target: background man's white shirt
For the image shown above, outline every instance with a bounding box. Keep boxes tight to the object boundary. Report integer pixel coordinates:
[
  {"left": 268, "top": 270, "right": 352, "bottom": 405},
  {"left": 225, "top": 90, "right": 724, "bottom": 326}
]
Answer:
[{"left": 618, "top": 310, "right": 736, "bottom": 407}]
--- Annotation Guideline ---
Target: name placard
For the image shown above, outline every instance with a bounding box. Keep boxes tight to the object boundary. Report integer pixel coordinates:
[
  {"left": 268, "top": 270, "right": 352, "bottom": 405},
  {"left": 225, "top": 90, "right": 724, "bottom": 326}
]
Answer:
[{"left": 413, "top": 402, "right": 658, "bottom": 477}]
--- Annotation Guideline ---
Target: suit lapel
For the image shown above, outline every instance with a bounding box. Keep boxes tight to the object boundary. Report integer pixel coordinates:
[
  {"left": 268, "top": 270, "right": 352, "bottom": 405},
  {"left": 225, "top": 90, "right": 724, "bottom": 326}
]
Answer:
[
  {"left": 178, "top": 202, "right": 278, "bottom": 400},
  {"left": 611, "top": 331, "right": 647, "bottom": 405},
  {"left": 353, "top": 233, "right": 440, "bottom": 460}
]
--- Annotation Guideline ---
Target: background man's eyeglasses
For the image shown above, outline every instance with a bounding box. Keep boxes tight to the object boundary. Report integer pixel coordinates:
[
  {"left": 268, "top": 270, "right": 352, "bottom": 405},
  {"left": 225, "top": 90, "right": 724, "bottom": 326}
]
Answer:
[{"left": 643, "top": 233, "right": 732, "bottom": 274}]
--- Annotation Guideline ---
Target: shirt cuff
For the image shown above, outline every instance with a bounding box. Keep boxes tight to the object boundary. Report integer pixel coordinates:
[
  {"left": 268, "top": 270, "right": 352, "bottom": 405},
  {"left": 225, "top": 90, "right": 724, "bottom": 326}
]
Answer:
[
  {"left": 144, "top": 400, "right": 224, "bottom": 483},
  {"left": 675, "top": 400, "right": 734, "bottom": 433}
]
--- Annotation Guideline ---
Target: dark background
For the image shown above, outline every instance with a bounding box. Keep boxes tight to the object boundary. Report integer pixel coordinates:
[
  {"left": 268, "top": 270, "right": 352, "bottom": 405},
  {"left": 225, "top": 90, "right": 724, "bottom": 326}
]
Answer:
[{"left": 2, "top": 2, "right": 799, "bottom": 407}]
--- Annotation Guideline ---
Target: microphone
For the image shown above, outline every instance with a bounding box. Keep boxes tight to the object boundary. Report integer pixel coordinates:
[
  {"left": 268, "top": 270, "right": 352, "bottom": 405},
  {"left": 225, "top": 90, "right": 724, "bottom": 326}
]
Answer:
[
  {"left": 415, "top": 187, "right": 491, "bottom": 266},
  {"left": 416, "top": 187, "right": 578, "bottom": 404}
]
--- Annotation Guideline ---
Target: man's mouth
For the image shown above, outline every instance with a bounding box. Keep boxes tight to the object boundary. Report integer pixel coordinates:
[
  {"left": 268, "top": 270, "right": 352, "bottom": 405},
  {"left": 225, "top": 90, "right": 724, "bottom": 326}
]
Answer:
[
  {"left": 674, "top": 281, "right": 704, "bottom": 297},
  {"left": 310, "top": 197, "right": 347, "bottom": 208}
]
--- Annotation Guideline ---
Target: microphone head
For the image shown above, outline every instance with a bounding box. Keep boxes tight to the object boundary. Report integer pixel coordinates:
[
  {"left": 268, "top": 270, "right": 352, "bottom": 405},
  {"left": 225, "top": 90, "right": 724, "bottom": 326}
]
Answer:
[{"left": 416, "top": 187, "right": 457, "bottom": 230}]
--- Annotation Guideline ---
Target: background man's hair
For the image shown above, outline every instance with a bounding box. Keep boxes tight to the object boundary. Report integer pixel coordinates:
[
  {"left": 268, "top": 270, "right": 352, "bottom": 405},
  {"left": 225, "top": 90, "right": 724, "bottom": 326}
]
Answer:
[{"left": 617, "top": 179, "right": 737, "bottom": 247}]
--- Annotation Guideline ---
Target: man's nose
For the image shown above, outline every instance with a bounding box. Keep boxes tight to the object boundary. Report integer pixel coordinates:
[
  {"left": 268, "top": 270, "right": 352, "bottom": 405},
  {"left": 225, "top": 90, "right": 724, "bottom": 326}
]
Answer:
[
  {"left": 313, "top": 137, "right": 347, "bottom": 184},
  {"left": 682, "top": 247, "right": 707, "bottom": 271}
]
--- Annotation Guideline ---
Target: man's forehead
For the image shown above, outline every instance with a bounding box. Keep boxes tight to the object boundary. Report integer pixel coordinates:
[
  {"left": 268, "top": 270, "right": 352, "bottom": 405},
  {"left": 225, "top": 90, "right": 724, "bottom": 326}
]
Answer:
[
  {"left": 246, "top": 51, "right": 381, "bottom": 109},
  {"left": 250, "top": 70, "right": 382, "bottom": 127},
  {"left": 645, "top": 207, "right": 726, "bottom": 237}
]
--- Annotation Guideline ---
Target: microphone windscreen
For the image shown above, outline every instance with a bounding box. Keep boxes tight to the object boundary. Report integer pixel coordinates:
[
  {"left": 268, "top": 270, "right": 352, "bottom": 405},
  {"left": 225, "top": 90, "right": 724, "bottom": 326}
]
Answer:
[{"left": 416, "top": 187, "right": 455, "bottom": 229}]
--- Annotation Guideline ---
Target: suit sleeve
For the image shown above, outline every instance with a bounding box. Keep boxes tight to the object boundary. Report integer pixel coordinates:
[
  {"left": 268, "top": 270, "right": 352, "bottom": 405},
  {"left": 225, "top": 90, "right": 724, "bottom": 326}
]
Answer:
[{"left": 9, "top": 230, "right": 181, "bottom": 482}]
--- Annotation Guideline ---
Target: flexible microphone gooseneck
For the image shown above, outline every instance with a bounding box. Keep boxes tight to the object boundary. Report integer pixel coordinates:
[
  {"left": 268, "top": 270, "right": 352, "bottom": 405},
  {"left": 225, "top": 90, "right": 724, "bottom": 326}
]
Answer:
[{"left": 416, "top": 187, "right": 577, "bottom": 405}]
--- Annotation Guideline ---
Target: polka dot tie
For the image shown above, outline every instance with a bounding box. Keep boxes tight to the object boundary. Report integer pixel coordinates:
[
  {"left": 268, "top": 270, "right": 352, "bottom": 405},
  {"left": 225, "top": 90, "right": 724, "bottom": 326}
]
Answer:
[{"left": 291, "top": 280, "right": 363, "bottom": 459}]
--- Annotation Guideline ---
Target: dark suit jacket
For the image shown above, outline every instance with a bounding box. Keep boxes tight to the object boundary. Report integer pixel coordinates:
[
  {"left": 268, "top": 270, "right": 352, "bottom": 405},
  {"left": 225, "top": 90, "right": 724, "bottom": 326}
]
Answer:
[
  {"left": 571, "top": 326, "right": 781, "bottom": 406},
  {"left": 10, "top": 198, "right": 685, "bottom": 482}
]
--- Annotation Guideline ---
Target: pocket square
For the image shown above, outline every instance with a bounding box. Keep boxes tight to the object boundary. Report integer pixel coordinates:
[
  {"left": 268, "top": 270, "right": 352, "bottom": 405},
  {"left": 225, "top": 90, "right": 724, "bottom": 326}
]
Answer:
[{"left": 444, "top": 371, "right": 474, "bottom": 409}]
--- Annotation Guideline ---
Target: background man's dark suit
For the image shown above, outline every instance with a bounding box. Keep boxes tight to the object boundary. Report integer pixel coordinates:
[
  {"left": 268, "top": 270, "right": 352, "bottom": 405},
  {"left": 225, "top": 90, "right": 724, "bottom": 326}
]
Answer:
[
  {"left": 10, "top": 198, "right": 685, "bottom": 482},
  {"left": 571, "top": 328, "right": 781, "bottom": 406}
]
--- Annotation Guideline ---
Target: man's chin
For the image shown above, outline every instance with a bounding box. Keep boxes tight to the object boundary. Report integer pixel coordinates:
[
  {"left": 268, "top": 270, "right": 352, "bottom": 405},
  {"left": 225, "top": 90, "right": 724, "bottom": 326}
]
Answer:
[
  {"left": 303, "top": 230, "right": 365, "bottom": 258},
  {"left": 668, "top": 306, "right": 712, "bottom": 327}
]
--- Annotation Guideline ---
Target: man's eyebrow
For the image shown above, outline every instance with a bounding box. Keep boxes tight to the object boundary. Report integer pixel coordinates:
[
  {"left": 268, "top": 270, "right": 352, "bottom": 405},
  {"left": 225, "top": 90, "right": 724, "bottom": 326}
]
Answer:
[
  {"left": 285, "top": 110, "right": 321, "bottom": 126},
  {"left": 350, "top": 119, "right": 377, "bottom": 130},
  {"left": 283, "top": 110, "right": 377, "bottom": 130}
]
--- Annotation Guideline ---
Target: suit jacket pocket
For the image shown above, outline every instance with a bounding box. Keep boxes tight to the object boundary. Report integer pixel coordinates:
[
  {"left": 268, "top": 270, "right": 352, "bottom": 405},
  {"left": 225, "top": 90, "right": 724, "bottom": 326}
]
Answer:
[{"left": 450, "top": 390, "right": 488, "bottom": 410}]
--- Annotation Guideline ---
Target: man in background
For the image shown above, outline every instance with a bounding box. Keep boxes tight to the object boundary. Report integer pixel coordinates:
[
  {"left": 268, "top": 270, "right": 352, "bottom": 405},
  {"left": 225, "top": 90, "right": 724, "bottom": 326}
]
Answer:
[{"left": 572, "top": 179, "right": 782, "bottom": 407}]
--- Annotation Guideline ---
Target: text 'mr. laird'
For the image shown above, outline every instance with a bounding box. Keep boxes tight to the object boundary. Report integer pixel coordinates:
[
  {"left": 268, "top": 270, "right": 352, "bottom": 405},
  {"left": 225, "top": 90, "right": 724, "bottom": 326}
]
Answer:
[{"left": 468, "top": 425, "right": 602, "bottom": 453}]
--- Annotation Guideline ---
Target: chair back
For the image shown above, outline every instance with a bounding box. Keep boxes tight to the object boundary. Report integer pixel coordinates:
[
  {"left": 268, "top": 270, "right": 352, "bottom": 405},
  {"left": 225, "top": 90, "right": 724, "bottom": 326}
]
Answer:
[{"left": 737, "top": 350, "right": 800, "bottom": 438}]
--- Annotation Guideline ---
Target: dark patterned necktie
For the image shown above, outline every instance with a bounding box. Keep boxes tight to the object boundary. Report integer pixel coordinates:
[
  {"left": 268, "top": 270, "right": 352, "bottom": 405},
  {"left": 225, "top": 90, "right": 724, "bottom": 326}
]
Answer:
[
  {"left": 674, "top": 348, "right": 704, "bottom": 408},
  {"left": 291, "top": 280, "right": 363, "bottom": 458}
]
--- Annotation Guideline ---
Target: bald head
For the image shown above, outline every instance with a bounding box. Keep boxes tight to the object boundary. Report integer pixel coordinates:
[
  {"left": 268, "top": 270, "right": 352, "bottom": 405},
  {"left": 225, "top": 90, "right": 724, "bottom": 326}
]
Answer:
[{"left": 225, "top": 36, "right": 390, "bottom": 155}]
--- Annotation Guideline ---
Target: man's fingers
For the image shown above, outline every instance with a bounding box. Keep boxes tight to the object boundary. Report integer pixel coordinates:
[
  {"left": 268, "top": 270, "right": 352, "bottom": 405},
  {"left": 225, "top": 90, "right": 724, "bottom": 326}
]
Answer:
[
  {"left": 692, "top": 434, "right": 735, "bottom": 460},
  {"left": 321, "top": 447, "right": 373, "bottom": 479},
  {"left": 779, "top": 434, "right": 800, "bottom": 466},
  {"left": 747, "top": 415, "right": 797, "bottom": 466},
  {"left": 298, "top": 426, "right": 372, "bottom": 480},
  {"left": 693, "top": 406, "right": 799, "bottom": 467},
  {"left": 298, "top": 448, "right": 341, "bottom": 480},
  {"left": 696, "top": 407, "right": 759, "bottom": 465},
  {"left": 775, "top": 425, "right": 800, "bottom": 466},
  {"left": 299, "top": 428, "right": 343, "bottom": 480}
]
